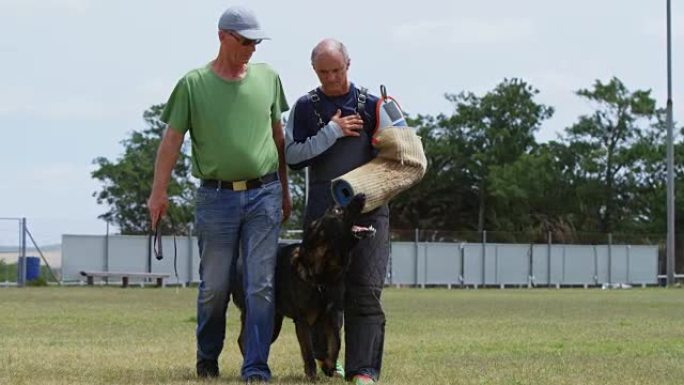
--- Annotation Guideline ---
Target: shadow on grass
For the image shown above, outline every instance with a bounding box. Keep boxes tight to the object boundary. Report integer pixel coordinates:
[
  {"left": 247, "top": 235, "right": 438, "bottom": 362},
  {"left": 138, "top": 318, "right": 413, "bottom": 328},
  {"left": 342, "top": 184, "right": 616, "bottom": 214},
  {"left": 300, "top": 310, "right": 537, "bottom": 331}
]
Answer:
[{"left": 131, "top": 366, "right": 326, "bottom": 384}]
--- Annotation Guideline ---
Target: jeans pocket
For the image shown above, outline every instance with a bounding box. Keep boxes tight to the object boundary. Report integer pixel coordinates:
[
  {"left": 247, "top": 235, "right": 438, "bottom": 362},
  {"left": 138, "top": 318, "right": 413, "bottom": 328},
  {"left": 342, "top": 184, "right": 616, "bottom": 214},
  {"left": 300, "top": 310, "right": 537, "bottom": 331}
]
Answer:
[
  {"left": 196, "top": 186, "right": 218, "bottom": 206},
  {"left": 259, "top": 181, "right": 282, "bottom": 225}
]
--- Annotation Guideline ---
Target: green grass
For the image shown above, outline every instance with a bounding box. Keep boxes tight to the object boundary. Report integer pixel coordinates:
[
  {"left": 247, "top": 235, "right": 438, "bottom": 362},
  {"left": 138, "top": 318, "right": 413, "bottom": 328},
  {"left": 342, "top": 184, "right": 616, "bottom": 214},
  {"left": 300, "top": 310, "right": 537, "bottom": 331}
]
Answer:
[
  {"left": 1, "top": 287, "right": 684, "bottom": 384},
  {"left": 0, "top": 261, "right": 57, "bottom": 284}
]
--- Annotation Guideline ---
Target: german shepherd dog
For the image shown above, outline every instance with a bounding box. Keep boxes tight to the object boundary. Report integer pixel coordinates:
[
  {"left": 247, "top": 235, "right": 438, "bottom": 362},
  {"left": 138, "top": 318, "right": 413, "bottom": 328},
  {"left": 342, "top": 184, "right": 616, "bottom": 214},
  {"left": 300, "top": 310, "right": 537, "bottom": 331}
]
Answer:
[{"left": 232, "top": 194, "right": 374, "bottom": 380}]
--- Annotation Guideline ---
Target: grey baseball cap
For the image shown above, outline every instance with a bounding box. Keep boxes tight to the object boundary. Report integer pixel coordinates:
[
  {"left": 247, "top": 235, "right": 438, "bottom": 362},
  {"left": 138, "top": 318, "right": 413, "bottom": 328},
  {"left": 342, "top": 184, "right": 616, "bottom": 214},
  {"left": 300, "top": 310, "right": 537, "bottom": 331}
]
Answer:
[{"left": 218, "top": 6, "right": 270, "bottom": 40}]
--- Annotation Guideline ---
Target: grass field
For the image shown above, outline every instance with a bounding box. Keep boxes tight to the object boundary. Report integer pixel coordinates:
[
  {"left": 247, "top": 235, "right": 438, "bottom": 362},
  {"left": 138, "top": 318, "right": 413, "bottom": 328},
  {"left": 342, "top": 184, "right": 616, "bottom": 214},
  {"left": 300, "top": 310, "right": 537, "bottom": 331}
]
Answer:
[{"left": 1, "top": 287, "right": 684, "bottom": 385}]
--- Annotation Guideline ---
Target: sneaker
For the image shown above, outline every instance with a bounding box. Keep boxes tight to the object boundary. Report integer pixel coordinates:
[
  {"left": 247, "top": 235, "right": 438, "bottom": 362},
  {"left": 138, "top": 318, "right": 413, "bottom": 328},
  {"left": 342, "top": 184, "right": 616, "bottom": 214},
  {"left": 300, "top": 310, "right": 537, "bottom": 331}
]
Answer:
[
  {"left": 352, "top": 374, "right": 375, "bottom": 385},
  {"left": 196, "top": 359, "right": 219, "bottom": 378}
]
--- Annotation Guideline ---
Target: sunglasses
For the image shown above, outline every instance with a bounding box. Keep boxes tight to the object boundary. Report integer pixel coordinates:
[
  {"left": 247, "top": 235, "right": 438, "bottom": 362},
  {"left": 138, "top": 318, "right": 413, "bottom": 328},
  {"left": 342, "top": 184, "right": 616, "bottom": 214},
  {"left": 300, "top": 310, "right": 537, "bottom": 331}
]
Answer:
[{"left": 229, "top": 31, "right": 262, "bottom": 46}]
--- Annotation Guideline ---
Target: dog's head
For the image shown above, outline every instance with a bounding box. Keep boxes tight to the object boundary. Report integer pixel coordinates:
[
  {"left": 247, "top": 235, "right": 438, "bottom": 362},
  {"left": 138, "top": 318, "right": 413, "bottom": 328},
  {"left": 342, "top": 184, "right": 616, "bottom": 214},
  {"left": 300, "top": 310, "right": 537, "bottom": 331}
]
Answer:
[{"left": 294, "top": 194, "right": 375, "bottom": 284}]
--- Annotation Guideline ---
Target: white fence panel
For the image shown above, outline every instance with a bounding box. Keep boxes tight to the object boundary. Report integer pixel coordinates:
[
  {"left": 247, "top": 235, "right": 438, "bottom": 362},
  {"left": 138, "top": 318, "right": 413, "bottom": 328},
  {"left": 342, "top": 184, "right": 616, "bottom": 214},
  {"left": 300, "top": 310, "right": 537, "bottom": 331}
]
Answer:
[{"left": 61, "top": 235, "right": 660, "bottom": 286}]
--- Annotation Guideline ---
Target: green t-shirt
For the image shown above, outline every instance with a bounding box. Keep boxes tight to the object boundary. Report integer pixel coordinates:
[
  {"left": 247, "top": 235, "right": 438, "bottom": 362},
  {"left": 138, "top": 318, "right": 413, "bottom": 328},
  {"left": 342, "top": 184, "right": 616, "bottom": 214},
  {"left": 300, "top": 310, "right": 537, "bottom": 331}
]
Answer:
[{"left": 161, "top": 63, "right": 289, "bottom": 181}]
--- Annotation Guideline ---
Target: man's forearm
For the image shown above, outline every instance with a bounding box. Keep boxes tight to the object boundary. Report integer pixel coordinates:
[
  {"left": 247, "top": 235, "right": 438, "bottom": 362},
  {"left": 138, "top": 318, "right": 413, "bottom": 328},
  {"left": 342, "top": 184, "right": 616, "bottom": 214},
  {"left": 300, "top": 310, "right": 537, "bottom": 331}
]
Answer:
[
  {"left": 273, "top": 122, "right": 289, "bottom": 192},
  {"left": 151, "top": 128, "right": 185, "bottom": 194},
  {"left": 284, "top": 104, "right": 341, "bottom": 166}
]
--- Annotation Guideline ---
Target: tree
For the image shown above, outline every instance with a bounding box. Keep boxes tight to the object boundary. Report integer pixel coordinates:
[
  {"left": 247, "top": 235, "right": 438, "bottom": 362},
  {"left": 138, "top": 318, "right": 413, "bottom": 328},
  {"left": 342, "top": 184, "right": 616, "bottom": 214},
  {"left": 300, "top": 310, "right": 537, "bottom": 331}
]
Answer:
[
  {"left": 389, "top": 114, "right": 478, "bottom": 232},
  {"left": 562, "top": 77, "right": 657, "bottom": 233},
  {"left": 390, "top": 79, "right": 554, "bottom": 235},
  {"left": 444, "top": 78, "right": 554, "bottom": 232},
  {"left": 488, "top": 142, "right": 578, "bottom": 242},
  {"left": 91, "top": 105, "right": 195, "bottom": 235},
  {"left": 282, "top": 167, "right": 306, "bottom": 234}
]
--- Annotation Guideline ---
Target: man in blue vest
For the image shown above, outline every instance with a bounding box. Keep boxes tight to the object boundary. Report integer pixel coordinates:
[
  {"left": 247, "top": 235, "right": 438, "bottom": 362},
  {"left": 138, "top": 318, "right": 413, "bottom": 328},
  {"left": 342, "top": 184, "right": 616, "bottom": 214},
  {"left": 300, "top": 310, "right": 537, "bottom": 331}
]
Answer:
[{"left": 284, "top": 38, "right": 390, "bottom": 385}]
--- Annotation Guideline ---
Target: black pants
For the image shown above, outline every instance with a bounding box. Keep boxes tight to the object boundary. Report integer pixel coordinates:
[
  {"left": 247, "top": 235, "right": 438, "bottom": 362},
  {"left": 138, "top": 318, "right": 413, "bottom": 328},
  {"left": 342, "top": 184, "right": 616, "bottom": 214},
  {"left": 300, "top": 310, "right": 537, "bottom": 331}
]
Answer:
[{"left": 310, "top": 205, "right": 390, "bottom": 381}]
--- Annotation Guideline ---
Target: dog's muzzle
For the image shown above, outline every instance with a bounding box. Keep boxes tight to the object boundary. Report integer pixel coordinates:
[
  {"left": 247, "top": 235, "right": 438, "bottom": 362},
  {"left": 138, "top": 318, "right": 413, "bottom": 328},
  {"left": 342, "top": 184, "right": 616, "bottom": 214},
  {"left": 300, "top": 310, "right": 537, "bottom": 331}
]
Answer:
[{"left": 351, "top": 225, "right": 376, "bottom": 239}]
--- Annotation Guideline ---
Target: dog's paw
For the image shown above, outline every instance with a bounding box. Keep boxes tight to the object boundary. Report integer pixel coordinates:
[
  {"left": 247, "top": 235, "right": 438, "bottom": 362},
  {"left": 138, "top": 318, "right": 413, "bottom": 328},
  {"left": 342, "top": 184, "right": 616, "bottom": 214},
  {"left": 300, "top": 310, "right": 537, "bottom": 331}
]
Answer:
[{"left": 320, "top": 360, "right": 345, "bottom": 378}]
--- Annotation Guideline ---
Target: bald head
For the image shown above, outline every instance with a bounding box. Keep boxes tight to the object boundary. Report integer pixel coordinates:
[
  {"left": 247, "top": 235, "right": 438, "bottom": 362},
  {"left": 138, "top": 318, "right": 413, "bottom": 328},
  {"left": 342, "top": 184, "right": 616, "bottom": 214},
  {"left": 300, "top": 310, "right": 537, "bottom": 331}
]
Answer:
[
  {"left": 310, "top": 38, "right": 350, "bottom": 66},
  {"left": 310, "top": 39, "right": 351, "bottom": 96}
]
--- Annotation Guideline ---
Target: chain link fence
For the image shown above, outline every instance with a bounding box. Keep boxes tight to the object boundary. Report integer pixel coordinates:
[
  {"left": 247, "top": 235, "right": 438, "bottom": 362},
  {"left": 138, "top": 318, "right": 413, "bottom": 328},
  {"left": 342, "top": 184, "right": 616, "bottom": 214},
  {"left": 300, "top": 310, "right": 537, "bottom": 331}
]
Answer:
[{"left": 0, "top": 217, "right": 60, "bottom": 287}]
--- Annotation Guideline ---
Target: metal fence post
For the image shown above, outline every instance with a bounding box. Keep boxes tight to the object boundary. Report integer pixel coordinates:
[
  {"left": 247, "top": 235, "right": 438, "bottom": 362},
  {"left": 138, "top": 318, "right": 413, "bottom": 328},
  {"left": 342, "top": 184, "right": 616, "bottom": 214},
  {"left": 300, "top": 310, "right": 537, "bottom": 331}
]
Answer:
[
  {"left": 104, "top": 221, "right": 110, "bottom": 285},
  {"left": 459, "top": 243, "right": 465, "bottom": 287},
  {"left": 666, "top": 0, "right": 676, "bottom": 286},
  {"left": 481, "top": 230, "right": 487, "bottom": 286},
  {"left": 18, "top": 217, "right": 27, "bottom": 287},
  {"left": 593, "top": 245, "right": 599, "bottom": 285},
  {"left": 528, "top": 243, "right": 534, "bottom": 288},
  {"left": 608, "top": 233, "right": 613, "bottom": 285},
  {"left": 626, "top": 245, "right": 631, "bottom": 284},
  {"left": 387, "top": 230, "right": 393, "bottom": 286},
  {"left": 561, "top": 244, "right": 566, "bottom": 286},
  {"left": 495, "top": 244, "right": 500, "bottom": 287},
  {"left": 423, "top": 241, "right": 428, "bottom": 289},
  {"left": 187, "top": 226, "right": 194, "bottom": 286},
  {"left": 414, "top": 228, "right": 419, "bottom": 287},
  {"left": 547, "top": 231, "right": 552, "bottom": 286}
]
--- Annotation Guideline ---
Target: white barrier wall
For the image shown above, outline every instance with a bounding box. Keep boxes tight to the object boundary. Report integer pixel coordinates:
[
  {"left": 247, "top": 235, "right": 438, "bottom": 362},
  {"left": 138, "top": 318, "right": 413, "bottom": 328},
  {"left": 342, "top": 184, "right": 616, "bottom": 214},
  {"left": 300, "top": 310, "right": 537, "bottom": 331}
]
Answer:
[
  {"left": 389, "top": 242, "right": 657, "bottom": 286},
  {"left": 62, "top": 234, "right": 200, "bottom": 285},
  {"left": 62, "top": 235, "right": 659, "bottom": 286}
]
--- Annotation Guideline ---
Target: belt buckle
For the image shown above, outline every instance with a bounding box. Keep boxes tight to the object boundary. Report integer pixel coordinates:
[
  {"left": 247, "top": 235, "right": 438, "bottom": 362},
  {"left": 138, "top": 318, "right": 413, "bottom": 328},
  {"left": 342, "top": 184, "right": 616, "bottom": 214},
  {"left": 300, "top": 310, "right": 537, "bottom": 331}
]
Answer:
[{"left": 233, "top": 180, "right": 247, "bottom": 191}]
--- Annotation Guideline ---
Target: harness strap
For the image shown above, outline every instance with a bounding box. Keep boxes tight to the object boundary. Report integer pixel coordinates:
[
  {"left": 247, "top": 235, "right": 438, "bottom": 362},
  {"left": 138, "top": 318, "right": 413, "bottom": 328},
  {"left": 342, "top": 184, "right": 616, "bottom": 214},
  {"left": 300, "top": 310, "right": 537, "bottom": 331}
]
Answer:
[
  {"left": 308, "top": 90, "right": 325, "bottom": 128},
  {"left": 357, "top": 86, "right": 368, "bottom": 115},
  {"left": 308, "top": 86, "right": 369, "bottom": 129}
]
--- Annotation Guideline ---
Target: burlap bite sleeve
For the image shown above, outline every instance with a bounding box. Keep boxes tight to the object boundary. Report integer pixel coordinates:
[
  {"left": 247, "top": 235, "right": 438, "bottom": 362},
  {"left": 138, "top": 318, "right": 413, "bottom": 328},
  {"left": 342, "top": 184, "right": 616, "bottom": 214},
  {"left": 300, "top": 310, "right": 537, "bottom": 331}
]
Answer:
[{"left": 331, "top": 126, "right": 427, "bottom": 213}]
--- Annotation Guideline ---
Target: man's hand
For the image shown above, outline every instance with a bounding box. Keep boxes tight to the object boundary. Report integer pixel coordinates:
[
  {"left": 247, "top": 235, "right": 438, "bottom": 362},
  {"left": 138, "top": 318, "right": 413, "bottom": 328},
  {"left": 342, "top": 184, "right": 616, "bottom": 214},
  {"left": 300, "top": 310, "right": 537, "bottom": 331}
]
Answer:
[
  {"left": 147, "top": 191, "right": 169, "bottom": 230},
  {"left": 147, "top": 127, "right": 184, "bottom": 230},
  {"left": 281, "top": 189, "right": 292, "bottom": 224},
  {"left": 330, "top": 109, "right": 364, "bottom": 137}
]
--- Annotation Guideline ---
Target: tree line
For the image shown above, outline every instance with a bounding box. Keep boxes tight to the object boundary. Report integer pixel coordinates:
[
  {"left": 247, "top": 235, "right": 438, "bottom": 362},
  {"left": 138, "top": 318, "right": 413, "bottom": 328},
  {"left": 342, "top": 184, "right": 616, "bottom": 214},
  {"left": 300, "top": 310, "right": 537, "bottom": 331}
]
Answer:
[{"left": 91, "top": 77, "right": 684, "bottom": 260}]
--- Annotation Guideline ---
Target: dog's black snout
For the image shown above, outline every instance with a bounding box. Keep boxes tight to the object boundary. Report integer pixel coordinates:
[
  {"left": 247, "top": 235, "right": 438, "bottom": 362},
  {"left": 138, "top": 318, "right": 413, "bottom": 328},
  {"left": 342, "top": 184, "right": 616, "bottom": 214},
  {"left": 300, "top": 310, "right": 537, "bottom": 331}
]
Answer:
[{"left": 352, "top": 193, "right": 367, "bottom": 206}]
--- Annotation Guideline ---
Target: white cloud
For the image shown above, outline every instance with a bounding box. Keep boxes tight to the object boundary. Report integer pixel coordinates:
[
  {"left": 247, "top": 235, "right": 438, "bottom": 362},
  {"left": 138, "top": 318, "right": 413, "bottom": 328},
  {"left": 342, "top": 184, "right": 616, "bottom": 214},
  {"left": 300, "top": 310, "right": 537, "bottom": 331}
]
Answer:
[
  {"left": 0, "top": 162, "right": 107, "bottom": 245},
  {"left": 0, "top": 86, "right": 34, "bottom": 115},
  {"left": 57, "top": 0, "right": 90, "bottom": 13},
  {"left": 0, "top": 86, "right": 137, "bottom": 121},
  {"left": 41, "top": 97, "right": 110, "bottom": 121},
  {"left": 0, "top": 93, "right": 107, "bottom": 120},
  {"left": 640, "top": 14, "right": 684, "bottom": 39},
  {"left": 0, "top": 0, "right": 90, "bottom": 13},
  {"left": 132, "top": 77, "right": 175, "bottom": 107},
  {"left": 393, "top": 17, "right": 535, "bottom": 46},
  {"left": 24, "top": 162, "right": 94, "bottom": 192}
]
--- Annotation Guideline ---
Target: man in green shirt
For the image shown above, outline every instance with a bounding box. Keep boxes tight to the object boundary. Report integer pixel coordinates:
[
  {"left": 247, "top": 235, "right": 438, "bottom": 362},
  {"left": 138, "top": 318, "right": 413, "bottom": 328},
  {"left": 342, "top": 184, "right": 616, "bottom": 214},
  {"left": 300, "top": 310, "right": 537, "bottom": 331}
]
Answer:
[{"left": 147, "top": 6, "right": 289, "bottom": 383}]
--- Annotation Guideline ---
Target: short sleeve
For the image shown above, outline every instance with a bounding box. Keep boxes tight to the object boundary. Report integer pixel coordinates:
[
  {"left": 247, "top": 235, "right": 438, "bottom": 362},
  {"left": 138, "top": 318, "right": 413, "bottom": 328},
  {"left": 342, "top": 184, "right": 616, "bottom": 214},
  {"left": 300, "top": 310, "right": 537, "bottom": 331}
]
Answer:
[
  {"left": 160, "top": 77, "right": 191, "bottom": 134},
  {"left": 271, "top": 74, "right": 289, "bottom": 122}
]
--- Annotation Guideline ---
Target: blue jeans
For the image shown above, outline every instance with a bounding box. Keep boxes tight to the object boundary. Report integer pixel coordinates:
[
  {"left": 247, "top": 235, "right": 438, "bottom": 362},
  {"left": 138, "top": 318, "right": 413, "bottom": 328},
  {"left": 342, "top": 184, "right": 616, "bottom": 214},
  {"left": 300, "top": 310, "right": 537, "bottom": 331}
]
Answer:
[{"left": 194, "top": 180, "right": 282, "bottom": 381}]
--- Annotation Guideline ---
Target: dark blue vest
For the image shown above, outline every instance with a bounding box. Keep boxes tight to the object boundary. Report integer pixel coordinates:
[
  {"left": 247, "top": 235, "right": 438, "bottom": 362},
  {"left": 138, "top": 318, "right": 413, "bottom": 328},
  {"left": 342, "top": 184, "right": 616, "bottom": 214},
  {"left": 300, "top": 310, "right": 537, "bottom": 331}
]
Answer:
[{"left": 291, "top": 84, "right": 380, "bottom": 221}]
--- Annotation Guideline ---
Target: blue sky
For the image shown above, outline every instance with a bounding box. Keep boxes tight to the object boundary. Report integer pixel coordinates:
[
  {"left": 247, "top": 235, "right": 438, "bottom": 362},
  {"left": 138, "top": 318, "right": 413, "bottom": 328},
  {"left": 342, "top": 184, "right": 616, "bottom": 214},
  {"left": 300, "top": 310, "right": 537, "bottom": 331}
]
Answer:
[{"left": 0, "top": 0, "right": 681, "bottom": 245}]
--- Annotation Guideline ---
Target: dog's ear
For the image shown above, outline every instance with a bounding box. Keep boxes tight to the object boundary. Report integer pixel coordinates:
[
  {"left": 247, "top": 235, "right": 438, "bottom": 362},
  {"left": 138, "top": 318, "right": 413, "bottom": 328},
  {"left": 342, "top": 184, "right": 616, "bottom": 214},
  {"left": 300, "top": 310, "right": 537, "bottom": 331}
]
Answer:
[
  {"left": 292, "top": 247, "right": 316, "bottom": 282},
  {"left": 290, "top": 245, "right": 302, "bottom": 264}
]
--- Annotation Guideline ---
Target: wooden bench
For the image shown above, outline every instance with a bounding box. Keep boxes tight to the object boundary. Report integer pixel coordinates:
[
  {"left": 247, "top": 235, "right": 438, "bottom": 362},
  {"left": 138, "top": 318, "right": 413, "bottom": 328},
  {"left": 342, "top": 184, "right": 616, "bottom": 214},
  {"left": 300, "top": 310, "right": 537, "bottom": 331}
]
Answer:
[{"left": 80, "top": 271, "right": 170, "bottom": 288}]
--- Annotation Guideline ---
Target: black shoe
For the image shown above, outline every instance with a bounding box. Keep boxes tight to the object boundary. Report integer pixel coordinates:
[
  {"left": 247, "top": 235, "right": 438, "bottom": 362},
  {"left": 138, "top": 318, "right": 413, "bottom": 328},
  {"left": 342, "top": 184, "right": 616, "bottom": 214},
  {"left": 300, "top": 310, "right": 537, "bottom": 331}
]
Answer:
[
  {"left": 196, "top": 359, "right": 219, "bottom": 378},
  {"left": 245, "top": 375, "right": 268, "bottom": 383}
]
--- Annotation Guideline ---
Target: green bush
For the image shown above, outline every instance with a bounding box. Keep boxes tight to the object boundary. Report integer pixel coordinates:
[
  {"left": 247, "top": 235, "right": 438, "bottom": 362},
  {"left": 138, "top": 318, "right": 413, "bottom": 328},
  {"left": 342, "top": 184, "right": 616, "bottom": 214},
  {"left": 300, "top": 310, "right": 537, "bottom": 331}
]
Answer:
[
  {"left": 0, "top": 261, "right": 57, "bottom": 283},
  {"left": 26, "top": 277, "right": 48, "bottom": 287},
  {"left": 0, "top": 260, "right": 18, "bottom": 281}
]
